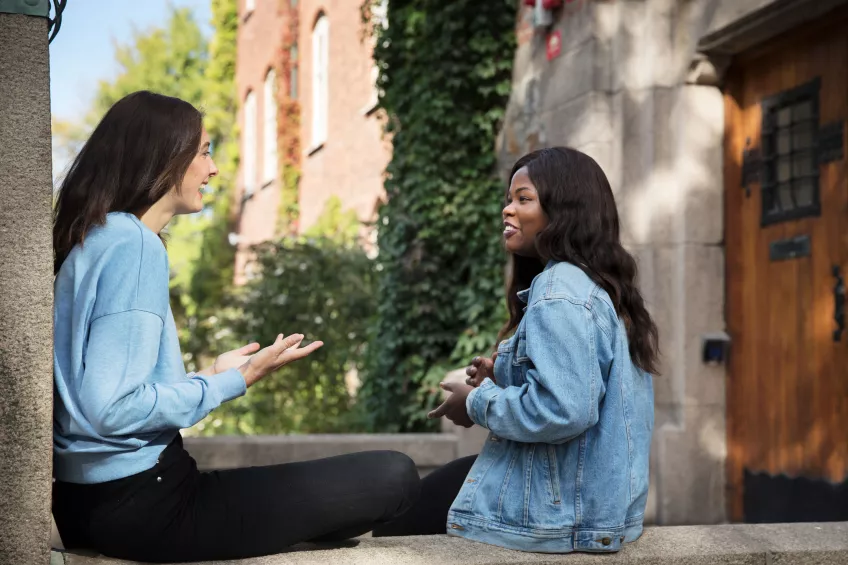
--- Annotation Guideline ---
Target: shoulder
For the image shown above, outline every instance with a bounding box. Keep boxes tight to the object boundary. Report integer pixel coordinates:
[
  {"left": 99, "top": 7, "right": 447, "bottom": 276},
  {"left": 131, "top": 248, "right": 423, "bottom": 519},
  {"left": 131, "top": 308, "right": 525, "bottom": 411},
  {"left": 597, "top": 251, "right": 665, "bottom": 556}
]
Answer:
[
  {"left": 527, "top": 261, "right": 619, "bottom": 339},
  {"left": 82, "top": 213, "right": 169, "bottom": 320}
]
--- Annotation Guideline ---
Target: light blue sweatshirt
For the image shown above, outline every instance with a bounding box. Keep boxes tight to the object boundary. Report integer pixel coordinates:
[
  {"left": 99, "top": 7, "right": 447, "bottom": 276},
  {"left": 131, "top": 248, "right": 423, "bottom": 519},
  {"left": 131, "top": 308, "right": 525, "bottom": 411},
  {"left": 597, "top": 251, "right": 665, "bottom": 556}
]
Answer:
[{"left": 53, "top": 212, "right": 246, "bottom": 484}]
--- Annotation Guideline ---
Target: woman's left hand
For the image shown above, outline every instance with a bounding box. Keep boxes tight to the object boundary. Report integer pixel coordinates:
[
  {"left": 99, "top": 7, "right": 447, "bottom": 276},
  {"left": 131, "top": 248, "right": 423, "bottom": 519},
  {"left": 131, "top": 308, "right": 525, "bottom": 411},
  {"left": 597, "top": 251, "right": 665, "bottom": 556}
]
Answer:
[
  {"left": 427, "top": 382, "right": 474, "bottom": 428},
  {"left": 213, "top": 342, "right": 261, "bottom": 374}
]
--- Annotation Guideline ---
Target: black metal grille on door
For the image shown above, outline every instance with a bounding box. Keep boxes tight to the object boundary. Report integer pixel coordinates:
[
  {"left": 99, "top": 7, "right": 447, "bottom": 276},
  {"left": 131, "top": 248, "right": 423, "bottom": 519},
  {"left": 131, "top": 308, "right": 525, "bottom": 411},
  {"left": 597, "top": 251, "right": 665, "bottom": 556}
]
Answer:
[{"left": 760, "top": 78, "right": 820, "bottom": 226}]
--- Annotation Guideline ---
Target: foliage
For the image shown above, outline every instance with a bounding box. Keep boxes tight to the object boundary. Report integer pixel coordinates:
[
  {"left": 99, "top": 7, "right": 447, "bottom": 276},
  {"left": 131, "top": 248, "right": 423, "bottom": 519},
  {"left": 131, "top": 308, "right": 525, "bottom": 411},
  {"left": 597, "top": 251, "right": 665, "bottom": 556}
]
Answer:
[
  {"left": 358, "top": 0, "right": 516, "bottom": 431},
  {"left": 303, "top": 196, "right": 363, "bottom": 247},
  {"left": 189, "top": 236, "right": 377, "bottom": 435},
  {"left": 276, "top": 2, "right": 302, "bottom": 234},
  {"left": 178, "top": 0, "right": 240, "bottom": 371}
]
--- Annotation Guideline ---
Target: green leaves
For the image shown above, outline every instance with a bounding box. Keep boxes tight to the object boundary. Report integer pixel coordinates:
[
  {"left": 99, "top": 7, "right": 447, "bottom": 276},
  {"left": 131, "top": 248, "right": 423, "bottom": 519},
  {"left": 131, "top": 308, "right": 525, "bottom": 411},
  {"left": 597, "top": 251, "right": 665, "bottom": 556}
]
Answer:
[
  {"left": 191, "top": 237, "right": 377, "bottom": 435},
  {"left": 358, "top": 0, "right": 517, "bottom": 431}
]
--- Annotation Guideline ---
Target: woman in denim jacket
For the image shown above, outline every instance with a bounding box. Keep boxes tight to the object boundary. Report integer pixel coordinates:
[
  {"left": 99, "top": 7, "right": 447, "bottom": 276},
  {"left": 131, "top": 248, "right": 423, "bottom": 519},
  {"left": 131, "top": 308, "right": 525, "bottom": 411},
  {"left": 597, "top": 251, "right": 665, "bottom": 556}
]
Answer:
[{"left": 375, "top": 147, "right": 659, "bottom": 553}]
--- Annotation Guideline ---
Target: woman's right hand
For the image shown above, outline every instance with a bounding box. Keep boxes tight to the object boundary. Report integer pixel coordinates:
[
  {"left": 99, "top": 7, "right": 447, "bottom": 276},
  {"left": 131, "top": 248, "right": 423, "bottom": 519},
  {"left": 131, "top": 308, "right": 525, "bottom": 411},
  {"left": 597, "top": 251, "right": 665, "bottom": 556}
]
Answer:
[
  {"left": 238, "top": 333, "right": 324, "bottom": 387},
  {"left": 465, "top": 352, "right": 498, "bottom": 387}
]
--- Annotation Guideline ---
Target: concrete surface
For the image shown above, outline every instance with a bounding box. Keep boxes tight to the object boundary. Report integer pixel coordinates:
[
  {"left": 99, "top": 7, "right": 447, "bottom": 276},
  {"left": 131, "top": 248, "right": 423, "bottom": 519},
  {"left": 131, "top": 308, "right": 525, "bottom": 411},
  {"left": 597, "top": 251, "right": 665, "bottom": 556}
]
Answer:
[
  {"left": 0, "top": 12, "right": 56, "bottom": 565},
  {"left": 52, "top": 522, "right": 848, "bottom": 565},
  {"left": 183, "top": 433, "right": 459, "bottom": 475}
]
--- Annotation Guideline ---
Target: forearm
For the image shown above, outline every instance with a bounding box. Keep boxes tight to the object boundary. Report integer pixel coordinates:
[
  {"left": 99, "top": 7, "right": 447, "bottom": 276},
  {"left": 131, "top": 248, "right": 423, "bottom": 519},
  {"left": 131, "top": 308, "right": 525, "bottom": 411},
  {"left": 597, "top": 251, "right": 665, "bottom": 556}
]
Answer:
[{"left": 466, "top": 379, "right": 593, "bottom": 444}]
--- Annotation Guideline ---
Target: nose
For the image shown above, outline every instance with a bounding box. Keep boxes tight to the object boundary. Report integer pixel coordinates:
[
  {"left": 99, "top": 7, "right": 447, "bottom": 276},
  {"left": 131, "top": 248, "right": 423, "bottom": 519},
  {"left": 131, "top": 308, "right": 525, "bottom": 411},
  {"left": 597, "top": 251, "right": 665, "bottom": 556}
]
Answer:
[
  {"left": 502, "top": 202, "right": 516, "bottom": 220},
  {"left": 208, "top": 157, "right": 219, "bottom": 178}
]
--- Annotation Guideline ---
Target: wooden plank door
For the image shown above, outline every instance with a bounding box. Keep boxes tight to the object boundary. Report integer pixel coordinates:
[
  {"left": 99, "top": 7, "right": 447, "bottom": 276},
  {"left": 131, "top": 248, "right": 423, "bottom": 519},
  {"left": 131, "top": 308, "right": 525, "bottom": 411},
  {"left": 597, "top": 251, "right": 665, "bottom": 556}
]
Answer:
[{"left": 724, "top": 11, "right": 848, "bottom": 523}]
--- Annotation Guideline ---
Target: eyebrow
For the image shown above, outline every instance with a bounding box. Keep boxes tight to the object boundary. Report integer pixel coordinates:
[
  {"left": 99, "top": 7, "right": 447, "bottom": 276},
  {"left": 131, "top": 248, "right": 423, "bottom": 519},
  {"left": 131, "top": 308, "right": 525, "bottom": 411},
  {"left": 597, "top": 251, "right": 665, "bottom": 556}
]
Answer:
[
  {"left": 515, "top": 186, "right": 532, "bottom": 194},
  {"left": 201, "top": 141, "right": 210, "bottom": 150}
]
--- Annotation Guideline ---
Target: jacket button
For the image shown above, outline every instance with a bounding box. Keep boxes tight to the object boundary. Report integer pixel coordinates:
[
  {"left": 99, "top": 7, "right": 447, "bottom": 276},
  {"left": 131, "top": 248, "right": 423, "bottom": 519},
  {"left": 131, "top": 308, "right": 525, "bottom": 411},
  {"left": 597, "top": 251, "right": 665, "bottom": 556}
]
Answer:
[{"left": 601, "top": 537, "right": 612, "bottom": 546}]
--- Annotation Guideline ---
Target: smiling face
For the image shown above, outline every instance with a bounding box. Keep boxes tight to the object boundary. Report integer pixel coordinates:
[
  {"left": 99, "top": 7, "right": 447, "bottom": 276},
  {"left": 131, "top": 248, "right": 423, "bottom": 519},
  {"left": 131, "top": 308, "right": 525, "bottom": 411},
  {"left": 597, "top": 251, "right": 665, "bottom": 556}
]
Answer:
[
  {"left": 171, "top": 128, "right": 218, "bottom": 215},
  {"left": 503, "top": 166, "right": 548, "bottom": 258}
]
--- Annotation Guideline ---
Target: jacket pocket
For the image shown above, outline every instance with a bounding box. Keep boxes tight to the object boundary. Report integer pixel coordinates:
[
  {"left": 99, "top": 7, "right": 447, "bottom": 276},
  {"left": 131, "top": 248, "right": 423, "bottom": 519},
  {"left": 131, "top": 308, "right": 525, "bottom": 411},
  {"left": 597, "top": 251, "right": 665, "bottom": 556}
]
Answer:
[{"left": 546, "top": 444, "right": 562, "bottom": 505}]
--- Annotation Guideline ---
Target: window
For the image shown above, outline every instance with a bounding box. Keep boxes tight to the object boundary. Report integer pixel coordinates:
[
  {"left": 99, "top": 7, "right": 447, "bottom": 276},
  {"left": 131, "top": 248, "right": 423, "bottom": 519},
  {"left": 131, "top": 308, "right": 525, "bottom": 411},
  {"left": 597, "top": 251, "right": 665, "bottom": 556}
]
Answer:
[
  {"left": 263, "top": 69, "right": 278, "bottom": 184},
  {"left": 290, "top": 45, "right": 298, "bottom": 100},
  {"left": 243, "top": 90, "right": 257, "bottom": 196},
  {"left": 760, "top": 78, "right": 820, "bottom": 225},
  {"left": 311, "top": 14, "right": 329, "bottom": 148}
]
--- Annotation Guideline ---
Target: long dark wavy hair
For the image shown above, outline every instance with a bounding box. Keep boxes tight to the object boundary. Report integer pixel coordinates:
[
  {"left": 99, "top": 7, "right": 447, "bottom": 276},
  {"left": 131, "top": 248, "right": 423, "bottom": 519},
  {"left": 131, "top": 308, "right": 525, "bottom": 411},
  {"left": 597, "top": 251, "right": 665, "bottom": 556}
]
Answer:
[
  {"left": 53, "top": 91, "right": 203, "bottom": 274},
  {"left": 498, "top": 147, "right": 660, "bottom": 375}
]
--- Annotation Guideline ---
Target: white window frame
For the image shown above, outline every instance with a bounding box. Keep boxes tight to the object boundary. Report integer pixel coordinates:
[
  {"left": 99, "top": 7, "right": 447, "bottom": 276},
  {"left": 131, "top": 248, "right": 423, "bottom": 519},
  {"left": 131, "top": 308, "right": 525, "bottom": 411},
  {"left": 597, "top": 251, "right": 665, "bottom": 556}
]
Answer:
[
  {"left": 311, "top": 14, "right": 329, "bottom": 148},
  {"left": 243, "top": 90, "right": 257, "bottom": 196},
  {"left": 263, "top": 69, "right": 278, "bottom": 184}
]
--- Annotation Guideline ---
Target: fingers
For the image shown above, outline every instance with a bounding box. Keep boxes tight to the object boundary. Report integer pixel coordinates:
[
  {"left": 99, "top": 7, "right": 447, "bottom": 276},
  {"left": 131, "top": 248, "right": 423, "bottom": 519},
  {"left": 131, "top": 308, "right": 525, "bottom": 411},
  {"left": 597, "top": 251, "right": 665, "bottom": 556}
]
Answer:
[
  {"left": 283, "top": 340, "right": 324, "bottom": 361},
  {"left": 439, "top": 381, "right": 458, "bottom": 393},
  {"left": 465, "top": 365, "right": 478, "bottom": 377},
  {"left": 240, "top": 342, "right": 261, "bottom": 354},
  {"left": 427, "top": 400, "right": 450, "bottom": 420},
  {"left": 277, "top": 333, "right": 304, "bottom": 351}
]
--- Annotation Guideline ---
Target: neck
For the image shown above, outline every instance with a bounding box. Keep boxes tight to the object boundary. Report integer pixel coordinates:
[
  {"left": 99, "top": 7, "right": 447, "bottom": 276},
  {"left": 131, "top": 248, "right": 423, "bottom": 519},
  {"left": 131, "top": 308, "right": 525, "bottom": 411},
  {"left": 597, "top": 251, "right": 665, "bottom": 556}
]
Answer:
[{"left": 138, "top": 197, "right": 175, "bottom": 234}]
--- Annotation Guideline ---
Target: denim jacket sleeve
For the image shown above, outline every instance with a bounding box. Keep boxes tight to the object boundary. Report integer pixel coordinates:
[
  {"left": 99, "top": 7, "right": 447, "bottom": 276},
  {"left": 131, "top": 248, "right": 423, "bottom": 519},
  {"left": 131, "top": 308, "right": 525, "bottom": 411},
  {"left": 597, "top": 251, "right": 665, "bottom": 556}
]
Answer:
[{"left": 466, "top": 297, "right": 606, "bottom": 444}]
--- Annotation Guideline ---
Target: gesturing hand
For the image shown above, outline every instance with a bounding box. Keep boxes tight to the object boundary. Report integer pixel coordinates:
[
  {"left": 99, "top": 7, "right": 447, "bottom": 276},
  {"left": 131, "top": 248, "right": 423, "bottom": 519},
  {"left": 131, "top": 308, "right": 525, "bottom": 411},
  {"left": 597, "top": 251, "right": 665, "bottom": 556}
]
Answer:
[
  {"left": 427, "top": 382, "right": 474, "bottom": 428},
  {"left": 239, "top": 334, "right": 324, "bottom": 387},
  {"left": 465, "top": 351, "right": 498, "bottom": 387},
  {"left": 213, "top": 342, "right": 261, "bottom": 374}
]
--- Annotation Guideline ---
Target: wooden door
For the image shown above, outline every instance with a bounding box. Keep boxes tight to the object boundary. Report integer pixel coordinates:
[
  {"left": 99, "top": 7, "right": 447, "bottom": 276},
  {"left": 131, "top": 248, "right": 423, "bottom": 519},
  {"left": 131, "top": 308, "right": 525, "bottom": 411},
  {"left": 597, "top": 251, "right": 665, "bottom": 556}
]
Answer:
[{"left": 724, "top": 11, "right": 848, "bottom": 523}]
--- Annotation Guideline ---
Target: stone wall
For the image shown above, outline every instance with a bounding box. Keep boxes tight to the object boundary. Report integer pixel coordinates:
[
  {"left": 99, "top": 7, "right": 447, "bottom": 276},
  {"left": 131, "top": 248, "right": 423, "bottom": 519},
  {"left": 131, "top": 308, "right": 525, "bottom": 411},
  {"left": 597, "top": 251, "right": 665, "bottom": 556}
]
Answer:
[
  {"left": 495, "top": 0, "right": 829, "bottom": 525},
  {"left": 54, "top": 522, "right": 848, "bottom": 565}
]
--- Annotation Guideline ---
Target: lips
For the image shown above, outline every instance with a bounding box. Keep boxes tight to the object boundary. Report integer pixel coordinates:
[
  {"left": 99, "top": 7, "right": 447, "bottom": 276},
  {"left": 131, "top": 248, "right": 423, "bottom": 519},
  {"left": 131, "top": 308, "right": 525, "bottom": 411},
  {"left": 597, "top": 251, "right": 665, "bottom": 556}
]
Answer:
[{"left": 503, "top": 222, "right": 518, "bottom": 239}]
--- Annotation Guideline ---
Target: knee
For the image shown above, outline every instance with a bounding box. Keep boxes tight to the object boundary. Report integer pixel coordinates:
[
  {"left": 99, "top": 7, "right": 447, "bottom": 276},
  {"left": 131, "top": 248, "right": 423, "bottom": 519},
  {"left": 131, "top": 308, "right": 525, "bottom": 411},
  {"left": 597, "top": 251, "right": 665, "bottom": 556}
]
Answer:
[{"left": 374, "top": 451, "right": 421, "bottom": 517}]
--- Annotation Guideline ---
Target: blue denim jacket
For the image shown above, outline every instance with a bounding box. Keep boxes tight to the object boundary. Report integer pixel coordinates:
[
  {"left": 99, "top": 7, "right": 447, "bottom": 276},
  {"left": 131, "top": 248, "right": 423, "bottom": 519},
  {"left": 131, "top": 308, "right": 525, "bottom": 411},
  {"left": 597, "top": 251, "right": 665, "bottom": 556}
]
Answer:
[{"left": 447, "top": 261, "right": 654, "bottom": 553}]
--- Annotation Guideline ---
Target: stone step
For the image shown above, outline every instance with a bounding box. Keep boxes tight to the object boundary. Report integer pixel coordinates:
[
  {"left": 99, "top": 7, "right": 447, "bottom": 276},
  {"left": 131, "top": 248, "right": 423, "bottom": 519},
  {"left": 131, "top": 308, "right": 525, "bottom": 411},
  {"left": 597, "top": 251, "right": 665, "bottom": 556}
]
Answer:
[{"left": 52, "top": 522, "right": 848, "bottom": 565}]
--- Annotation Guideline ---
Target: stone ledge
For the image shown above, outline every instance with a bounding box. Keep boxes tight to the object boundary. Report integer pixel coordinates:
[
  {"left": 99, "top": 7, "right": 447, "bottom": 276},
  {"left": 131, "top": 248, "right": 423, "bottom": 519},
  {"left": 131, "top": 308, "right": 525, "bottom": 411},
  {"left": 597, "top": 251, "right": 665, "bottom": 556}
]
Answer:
[
  {"left": 52, "top": 522, "right": 848, "bottom": 565},
  {"left": 182, "top": 433, "right": 459, "bottom": 473}
]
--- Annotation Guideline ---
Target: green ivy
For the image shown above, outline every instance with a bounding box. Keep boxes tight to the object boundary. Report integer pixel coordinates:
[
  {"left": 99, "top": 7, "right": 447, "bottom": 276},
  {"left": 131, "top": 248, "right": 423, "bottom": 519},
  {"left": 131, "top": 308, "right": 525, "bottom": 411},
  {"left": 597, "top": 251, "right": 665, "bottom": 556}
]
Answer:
[{"left": 358, "top": 0, "right": 516, "bottom": 432}]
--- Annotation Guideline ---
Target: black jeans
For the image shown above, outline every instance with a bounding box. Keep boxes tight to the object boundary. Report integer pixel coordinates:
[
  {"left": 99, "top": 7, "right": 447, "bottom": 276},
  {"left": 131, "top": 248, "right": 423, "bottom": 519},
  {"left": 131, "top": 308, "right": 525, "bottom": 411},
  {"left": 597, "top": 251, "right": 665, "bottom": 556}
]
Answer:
[
  {"left": 373, "top": 454, "right": 477, "bottom": 536},
  {"left": 52, "top": 435, "right": 422, "bottom": 563}
]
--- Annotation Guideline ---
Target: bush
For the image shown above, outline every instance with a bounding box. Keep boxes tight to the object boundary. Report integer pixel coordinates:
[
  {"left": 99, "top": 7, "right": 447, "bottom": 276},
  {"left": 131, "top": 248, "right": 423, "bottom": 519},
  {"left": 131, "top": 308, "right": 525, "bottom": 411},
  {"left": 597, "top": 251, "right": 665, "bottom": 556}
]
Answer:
[{"left": 187, "top": 236, "right": 376, "bottom": 435}]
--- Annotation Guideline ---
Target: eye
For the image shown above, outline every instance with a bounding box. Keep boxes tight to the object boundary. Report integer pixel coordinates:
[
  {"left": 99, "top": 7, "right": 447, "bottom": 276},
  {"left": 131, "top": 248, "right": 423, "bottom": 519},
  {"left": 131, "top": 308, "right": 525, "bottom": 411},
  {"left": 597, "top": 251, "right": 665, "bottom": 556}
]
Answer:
[{"left": 519, "top": 195, "right": 530, "bottom": 202}]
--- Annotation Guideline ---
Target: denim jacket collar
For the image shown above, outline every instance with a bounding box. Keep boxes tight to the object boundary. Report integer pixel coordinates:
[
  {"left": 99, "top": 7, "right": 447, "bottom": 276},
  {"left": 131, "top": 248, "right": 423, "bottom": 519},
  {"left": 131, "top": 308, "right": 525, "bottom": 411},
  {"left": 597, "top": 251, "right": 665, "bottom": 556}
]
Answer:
[{"left": 517, "top": 261, "right": 558, "bottom": 305}]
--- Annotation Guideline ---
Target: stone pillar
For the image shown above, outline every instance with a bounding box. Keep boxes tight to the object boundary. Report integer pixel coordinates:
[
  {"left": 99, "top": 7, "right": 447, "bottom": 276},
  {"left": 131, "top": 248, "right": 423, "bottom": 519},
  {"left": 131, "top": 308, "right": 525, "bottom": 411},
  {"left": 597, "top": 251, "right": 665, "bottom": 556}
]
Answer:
[{"left": 0, "top": 12, "right": 55, "bottom": 565}]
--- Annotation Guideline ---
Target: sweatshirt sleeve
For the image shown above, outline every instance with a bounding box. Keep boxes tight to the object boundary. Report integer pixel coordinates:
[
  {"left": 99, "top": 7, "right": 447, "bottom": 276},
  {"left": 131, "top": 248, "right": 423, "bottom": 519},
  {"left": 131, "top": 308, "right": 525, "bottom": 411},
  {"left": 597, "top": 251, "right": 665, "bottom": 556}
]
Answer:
[{"left": 77, "top": 309, "right": 246, "bottom": 437}]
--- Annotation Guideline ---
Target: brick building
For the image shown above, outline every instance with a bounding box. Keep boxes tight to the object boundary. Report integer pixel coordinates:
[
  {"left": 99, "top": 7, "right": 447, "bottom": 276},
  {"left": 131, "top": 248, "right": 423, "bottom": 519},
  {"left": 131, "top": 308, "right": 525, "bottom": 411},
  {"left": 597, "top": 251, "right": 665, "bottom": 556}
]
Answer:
[{"left": 234, "top": 0, "right": 389, "bottom": 279}]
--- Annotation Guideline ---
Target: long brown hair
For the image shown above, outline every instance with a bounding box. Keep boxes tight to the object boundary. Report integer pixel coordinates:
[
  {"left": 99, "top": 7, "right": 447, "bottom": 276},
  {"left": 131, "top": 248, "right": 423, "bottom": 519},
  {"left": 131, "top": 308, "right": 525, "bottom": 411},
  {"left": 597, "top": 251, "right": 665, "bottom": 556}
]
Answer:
[
  {"left": 53, "top": 91, "right": 203, "bottom": 274},
  {"left": 498, "top": 147, "right": 660, "bottom": 375}
]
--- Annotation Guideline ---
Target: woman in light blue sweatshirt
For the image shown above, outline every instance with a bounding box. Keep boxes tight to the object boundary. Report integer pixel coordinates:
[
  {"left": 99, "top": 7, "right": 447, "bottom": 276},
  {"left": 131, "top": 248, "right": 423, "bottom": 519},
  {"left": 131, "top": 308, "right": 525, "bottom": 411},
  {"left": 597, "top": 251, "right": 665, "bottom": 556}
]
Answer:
[{"left": 51, "top": 91, "right": 420, "bottom": 563}]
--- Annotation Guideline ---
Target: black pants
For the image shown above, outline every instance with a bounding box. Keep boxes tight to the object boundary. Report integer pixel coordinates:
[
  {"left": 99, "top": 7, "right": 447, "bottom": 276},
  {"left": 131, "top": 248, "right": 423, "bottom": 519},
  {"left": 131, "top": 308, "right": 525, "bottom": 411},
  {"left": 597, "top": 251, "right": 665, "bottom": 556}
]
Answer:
[
  {"left": 53, "top": 435, "right": 425, "bottom": 563},
  {"left": 373, "top": 454, "right": 477, "bottom": 536}
]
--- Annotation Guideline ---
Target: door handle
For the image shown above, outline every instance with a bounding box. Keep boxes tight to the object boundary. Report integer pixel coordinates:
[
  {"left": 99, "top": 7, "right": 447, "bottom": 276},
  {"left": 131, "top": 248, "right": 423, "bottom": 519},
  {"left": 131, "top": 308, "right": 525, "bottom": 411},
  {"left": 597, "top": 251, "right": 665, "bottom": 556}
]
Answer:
[{"left": 833, "top": 265, "right": 845, "bottom": 342}]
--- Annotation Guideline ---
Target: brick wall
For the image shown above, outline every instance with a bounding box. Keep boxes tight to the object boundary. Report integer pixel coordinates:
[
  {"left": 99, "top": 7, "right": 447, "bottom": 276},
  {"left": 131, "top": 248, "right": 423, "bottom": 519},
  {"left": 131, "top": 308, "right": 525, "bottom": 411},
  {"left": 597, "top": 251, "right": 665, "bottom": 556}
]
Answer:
[
  {"left": 235, "top": 0, "right": 287, "bottom": 280},
  {"left": 296, "top": 0, "right": 389, "bottom": 233},
  {"left": 234, "top": 0, "right": 389, "bottom": 281}
]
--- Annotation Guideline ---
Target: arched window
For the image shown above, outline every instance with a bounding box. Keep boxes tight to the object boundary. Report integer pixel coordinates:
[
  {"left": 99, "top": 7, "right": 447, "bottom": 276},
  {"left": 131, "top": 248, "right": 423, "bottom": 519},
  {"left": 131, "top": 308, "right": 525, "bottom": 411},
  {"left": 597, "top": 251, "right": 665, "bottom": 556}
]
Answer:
[
  {"left": 243, "top": 90, "right": 257, "bottom": 195},
  {"left": 311, "top": 14, "right": 329, "bottom": 147},
  {"left": 263, "top": 69, "right": 278, "bottom": 184}
]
